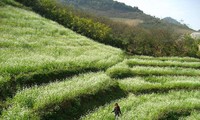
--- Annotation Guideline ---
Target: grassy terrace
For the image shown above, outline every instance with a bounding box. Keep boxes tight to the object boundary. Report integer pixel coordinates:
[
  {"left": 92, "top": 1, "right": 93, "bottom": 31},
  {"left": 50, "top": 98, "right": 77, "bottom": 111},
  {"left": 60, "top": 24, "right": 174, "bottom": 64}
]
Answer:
[
  {"left": 102, "top": 58, "right": 200, "bottom": 120},
  {"left": 127, "top": 58, "right": 200, "bottom": 68},
  {"left": 81, "top": 91, "right": 200, "bottom": 120},
  {"left": 107, "top": 59, "right": 200, "bottom": 78},
  {"left": 181, "top": 111, "right": 200, "bottom": 120},
  {"left": 119, "top": 76, "right": 200, "bottom": 93},
  {"left": 129, "top": 55, "right": 200, "bottom": 62},
  {"left": 1, "top": 72, "right": 125, "bottom": 120},
  {"left": 0, "top": 5, "right": 123, "bottom": 98}
]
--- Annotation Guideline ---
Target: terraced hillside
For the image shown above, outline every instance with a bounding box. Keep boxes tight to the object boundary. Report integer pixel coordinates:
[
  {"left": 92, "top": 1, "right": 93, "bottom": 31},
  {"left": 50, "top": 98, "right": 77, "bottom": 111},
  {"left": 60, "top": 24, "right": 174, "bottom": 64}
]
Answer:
[
  {"left": 0, "top": 3, "right": 123, "bottom": 118},
  {"left": 83, "top": 57, "right": 200, "bottom": 120},
  {"left": 0, "top": 2, "right": 200, "bottom": 120}
]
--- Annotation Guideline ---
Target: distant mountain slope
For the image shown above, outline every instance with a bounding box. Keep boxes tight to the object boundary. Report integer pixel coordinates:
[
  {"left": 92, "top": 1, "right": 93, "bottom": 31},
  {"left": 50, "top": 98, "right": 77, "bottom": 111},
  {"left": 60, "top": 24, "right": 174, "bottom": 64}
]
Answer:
[
  {"left": 58, "top": 0, "right": 153, "bottom": 20},
  {"left": 162, "top": 17, "right": 183, "bottom": 26},
  {"left": 59, "top": 0, "right": 142, "bottom": 13},
  {"left": 59, "top": 0, "right": 193, "bottom": 33}
]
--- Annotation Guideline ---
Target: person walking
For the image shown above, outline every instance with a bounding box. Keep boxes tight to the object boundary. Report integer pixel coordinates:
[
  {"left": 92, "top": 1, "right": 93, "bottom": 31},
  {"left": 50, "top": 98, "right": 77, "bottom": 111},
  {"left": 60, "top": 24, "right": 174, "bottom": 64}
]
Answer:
[{"left": 112, "top": 103, "right": 122, "bottom": 119}]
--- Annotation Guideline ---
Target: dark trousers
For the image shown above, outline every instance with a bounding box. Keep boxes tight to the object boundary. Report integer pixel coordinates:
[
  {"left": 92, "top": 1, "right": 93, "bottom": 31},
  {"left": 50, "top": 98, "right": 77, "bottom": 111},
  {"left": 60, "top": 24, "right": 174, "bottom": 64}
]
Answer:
[{"left": 115, "top": 113, "right": 120, "bottom": 120}]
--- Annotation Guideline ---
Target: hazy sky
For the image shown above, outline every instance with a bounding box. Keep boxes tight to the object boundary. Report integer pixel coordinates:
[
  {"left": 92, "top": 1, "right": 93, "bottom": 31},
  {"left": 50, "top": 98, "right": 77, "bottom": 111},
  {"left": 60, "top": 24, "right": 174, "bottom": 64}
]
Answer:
[{"left": 114, "top": 0, "right": 200, "bottom": 31}]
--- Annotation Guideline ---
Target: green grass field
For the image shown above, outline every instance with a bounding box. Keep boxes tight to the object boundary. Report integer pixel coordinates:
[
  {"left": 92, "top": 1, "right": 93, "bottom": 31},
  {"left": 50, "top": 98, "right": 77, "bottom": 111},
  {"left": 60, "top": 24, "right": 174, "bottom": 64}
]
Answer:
[
  {"left": 0, "top": 5, "right": 123, "bottom": 98},
  {"left": 107, "top": 59, "right": 200, "bottom": 78},
  {"left": 1, "top": 72, "right": 118, "bottom": 119},
  {"left": 0, "top": 1, "right": 200, "bottom": 120},
  {"left": 81, "top": 91, "right": 200, "bottom": 120}
]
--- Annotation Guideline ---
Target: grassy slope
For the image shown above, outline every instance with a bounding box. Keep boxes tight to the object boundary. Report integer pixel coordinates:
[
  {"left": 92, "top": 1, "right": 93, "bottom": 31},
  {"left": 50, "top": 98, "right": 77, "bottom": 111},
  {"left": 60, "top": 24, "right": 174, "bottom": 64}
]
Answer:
[
  {"left": 107, "top": 59, "right": 200, "bottom": 78},
  {"left": 0, "top": 5, "right": 123, "bottom": 75},
  {"left": 101, "top": 58, "right": 200, "bottom": 120},
  {"left": 1, "top": 2, "right": 200, "bottom": 120},
  {"left": 0, "top": 5, "right": 123, "bottom": 97},
  {"left": 0, "top": 72, "right": 118, "bottom": 119},
  {"left": 82, "top": 91, "right": 200, "bottom": 120},
  {"left": 0, "top": 4, "right": 124, "bottom": 118}
]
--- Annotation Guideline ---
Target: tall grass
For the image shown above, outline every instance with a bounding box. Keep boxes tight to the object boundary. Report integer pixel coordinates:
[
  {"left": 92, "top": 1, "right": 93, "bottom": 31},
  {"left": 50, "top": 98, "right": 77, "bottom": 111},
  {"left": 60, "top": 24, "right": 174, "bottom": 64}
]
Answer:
[
  {"left": 129, "top": 55, "right": 200, "bottom": 62},
  {"left": 0, "top": 5, "right": 123, "bottom": 96},
  {"left": 1, "top": 2, "right": 200, "bottom": 119},
  {"left": 119, "top": 77, "right": 200, "bottom": 93},
  {"left": 1, "top": 72, "right": 118, "bottom": 119},
  {"left": 181, "top": 110, "right": 200, "bottom": 120},
  {"left": 130, "top": 66, "right": 200, "bottom": 76},
  {"left": 0, "top": 0, "right": 24, "bottom": 7},
  {"left": 127, "top": 58, "right": 200, "bottom": 68},
  {"left": 0, "top": 5, "right": 123, "bottom": 74},
  {"left": 144, "top": 76, "right": 200, "bottom": 83},
  {"left": 107, "top": 61, "right": 200, "bottom": 78},
  {"left": 81, "top": 91, "right": 200, "bottom": 120}
]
